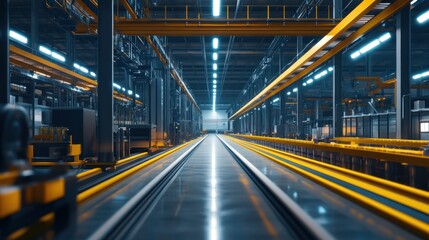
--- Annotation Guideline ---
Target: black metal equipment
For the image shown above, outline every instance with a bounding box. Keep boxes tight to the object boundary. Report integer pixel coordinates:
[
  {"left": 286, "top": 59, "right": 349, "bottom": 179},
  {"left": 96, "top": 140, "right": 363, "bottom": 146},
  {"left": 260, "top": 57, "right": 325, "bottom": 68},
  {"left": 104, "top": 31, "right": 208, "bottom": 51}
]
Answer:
[
  {"left": 114, "top": 127, "right": 130, "bottom": 160},
  {"left": 0, "top": 105, "right": 77, "bottom": 239}
]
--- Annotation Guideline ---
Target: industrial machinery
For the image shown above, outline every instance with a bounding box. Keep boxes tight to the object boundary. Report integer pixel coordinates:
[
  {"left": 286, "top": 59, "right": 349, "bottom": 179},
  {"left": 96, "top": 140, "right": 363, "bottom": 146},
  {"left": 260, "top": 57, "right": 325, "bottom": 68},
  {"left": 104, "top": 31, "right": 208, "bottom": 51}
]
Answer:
[
  {"left": 114, "top": 127, "right": 131, "bottom": 160},
  {"left": 29, "top": 127, "right": 82, "bottom": 165},
  {"left": 129, "top": 124, "right": 156, "bottom": 152},
  {"left": 0, "top": 105, "right": 76, "bottom": 238}
]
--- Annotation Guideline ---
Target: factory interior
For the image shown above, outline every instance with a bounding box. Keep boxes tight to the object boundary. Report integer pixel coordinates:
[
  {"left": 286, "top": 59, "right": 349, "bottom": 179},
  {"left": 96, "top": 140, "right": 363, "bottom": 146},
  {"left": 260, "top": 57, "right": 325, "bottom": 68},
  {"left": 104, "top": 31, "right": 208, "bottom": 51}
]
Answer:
[{"left": 0, "top": 0, "right": 428, "bottom": 239}]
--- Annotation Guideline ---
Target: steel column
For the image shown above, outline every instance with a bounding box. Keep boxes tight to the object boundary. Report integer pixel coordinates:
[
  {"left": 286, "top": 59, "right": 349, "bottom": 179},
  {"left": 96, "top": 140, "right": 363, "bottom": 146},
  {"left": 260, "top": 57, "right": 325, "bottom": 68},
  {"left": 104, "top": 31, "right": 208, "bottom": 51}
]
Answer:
[
  {"left": 31, "top": 0, "right": 39, "bottom": 52},
  {"left": 97, "top": 0, "right": 114, "bottom": 162},
  {"left": 296, "top": 36, "right": 304, "bottom": 139},
  {"left": 0, "top": 0, "right": 10, "bottom": 104},
  {"left": 396, "top": 5, "right": 411, "bottom": 139},
  {"left": 333, "top": 54, "right": 343, "bottom": 137}
]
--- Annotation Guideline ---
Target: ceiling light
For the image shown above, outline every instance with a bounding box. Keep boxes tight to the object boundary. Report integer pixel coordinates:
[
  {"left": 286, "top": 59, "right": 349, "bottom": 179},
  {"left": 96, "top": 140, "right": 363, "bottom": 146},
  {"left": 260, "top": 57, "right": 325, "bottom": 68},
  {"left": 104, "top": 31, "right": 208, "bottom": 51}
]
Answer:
[
  {"left": 51, "top": 52, "right": 66, "bottom": 62},
  {"left": 113, "top": 83, "right": 121, "bottom": 89},
  {"left": 213, "top": 52, "right": 218, "bottom": 60},
  {"left": 213, "top": 38, "right": 219, "bottom": 49},
  {"left": 79, "top": 66, "right": 89, "bottom": 73},
  {"left": 272, "top": 98, "right": 279, "bottom": 103},
  {"left": 39, "top": 46, "right": 52, "bottom": 55},
  {"left": 303, "top": 83, "right": 307, "bottom": 86},
  {"left": 293, "top": 88, "right": 298, "bottom": 92},
  {"left": 213, "top": 85, "right": 217, "bottom": 89},
  {"left": 417, "top": 10, "right": 429, "bottom": 24},
  {"left": 359, "top": 39, "right": 380, "bottom": 54},
  {"left": 90, "top": 72, "right": 96, "bottom": 77},
  {"left": 350, "top": 51, "right": 361, "bottom": 59},
  {"left": 413, "top": 70, "right": 429, "bottom": 80},
  {"left": 122, "top": 87, "right": 126, "bottom": 91},
  {"left": 328, "top": 67, "right": 333, "bottom": 72},
  {"left": 306, "top": 79, "right": 313, "bottom": 84},
  {"left": 128, "top": 90, "right": 133, "bottom": 95},
  {"left": 378, "top": 33, "right": 391, "bottom": 42},
  {"left": 9, "top": 30, "right": 28, "bottom": 44},
  {"left": 411, "top": 0, "right": 418, "bottom": 5},
  {"left": 213, "top": 0, "right": 220, "bottom": 17},
  {"left": 213, "top": 63, "right": 218, "bottom": 70},
  {"left": 213, "top": 73, "right": 217, "bottom": 78},
  {"left": 135, "top": 94, "right": 140, "bottom": 98},
  {"left": 73, "top": 63, "right": 80, "bottom": 69},
  {"left": 287, "top": 92, "right": 291, "bottom": 95}
]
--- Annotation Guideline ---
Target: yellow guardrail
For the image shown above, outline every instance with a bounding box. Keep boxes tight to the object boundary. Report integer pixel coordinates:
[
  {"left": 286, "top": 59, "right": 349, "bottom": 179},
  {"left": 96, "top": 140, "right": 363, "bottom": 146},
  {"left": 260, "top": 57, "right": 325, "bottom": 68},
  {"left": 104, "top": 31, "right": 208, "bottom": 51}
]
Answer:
[
  {"left": 227, "top": 136, "right": 429, "bottom": 238},
  {"left": 334, "top": 137, "right": 429, "bottom": 148},
  {"left": 76, "top": 168, "right": 102, "bottom": 181},
  {"left": 231, "top": 134, "right": 429, "bottom": 167},
  {"left": 77, "top": 138, "right": 198, "bottom": 203}
]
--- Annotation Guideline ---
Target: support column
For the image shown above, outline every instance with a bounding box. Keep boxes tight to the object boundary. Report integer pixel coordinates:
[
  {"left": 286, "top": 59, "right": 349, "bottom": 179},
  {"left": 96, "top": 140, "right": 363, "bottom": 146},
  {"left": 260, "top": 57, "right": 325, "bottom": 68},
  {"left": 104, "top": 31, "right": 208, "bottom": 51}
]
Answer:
[
  {"left": 31, "top": 0, "right": 39, "bottom": 52},
  {"left": 396, "top": 6, "right": 411, "bottom": 139},
  {"left": 333, "top": 0, "right": 343, "bottom": 138},
  {"left": 297, "top": 87, "right": 303, "bottom": 139},
  {"left": 333, "top": 54, "right": 343, "bottom": 137},
  {"left": 97, "top": 0, "right": 114, "bottom": 162},
  {"left": 0, "top": 0, "right": 10, "bottom": 104}
]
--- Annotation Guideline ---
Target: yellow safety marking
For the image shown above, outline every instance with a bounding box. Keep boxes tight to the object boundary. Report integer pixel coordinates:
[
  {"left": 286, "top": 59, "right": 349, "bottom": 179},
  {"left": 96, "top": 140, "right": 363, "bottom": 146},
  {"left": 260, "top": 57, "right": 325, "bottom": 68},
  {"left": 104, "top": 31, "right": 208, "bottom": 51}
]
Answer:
[
  {"left": 34, "top": 178, "right": 65, "bottom": 204},
  {"left": 230, "top": 137, "right": 429, "bottom": 214},
  {"left": 0, "top": 187, "right": 21, "bottom": 218},
  {"left": 227, "top": 137, "right": 429, "bottom": 237},
  {"left": 77, "top": 138, "right": 199, "bottom": 203},
  {"left": 116, "top": 152, "right": 148, "bottom": 165},
  {"left": 77, "top": 168, "right": 102, "bottom": 181}
]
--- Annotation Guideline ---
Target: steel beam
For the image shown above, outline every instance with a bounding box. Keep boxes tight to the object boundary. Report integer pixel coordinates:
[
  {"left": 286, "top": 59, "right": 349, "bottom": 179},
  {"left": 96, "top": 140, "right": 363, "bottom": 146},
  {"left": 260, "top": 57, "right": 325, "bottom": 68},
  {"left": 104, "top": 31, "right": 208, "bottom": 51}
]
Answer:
[
  {"left": 0, "top": 0, "right": 9, "bottom": 104},
  {"left": 77, "top": 21, "right": 335, "bottom": 36},
  {"left": 396, "top": 5, "right": 411, "bottom": 139},
  {"left": 333, "top": 54, "right": 342, "bottom": 137},
  {"left": 97, "top": 0, "right": 114, "bottom": 162},
  {"left": 229, "top": 0, "right": 410, "bottom": 120}
]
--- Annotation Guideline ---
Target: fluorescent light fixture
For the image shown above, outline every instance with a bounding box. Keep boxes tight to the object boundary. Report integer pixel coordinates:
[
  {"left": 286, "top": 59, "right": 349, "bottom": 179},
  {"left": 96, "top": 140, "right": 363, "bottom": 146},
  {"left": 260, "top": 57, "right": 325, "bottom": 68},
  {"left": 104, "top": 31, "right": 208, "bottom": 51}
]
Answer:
[
  {"left": 113, "top": 83, "right": 121, "bottom": 89},
  {"left": 128, "top": 90, "right": 133, "bottom": 95},
  {"left": 213, "top": 85, "right": 217, "bottom": 89},
  {"left": 213, "top": 52, "right": 218, "bottom": 60},
  {"left": 315, "top": 70, "right": 328, "bottom": 80},
  {"left": 287, "top": 92, "right": 291, "bottom": 95},
  {"left": 328, "top": 67, "right": 333, "bottom": 72},
  {"left": 135, "top": 94, "right": 140, "bottom": 98},
  {"left": 213, "top": 63, "right": 218, "bottom": 70},
  {"left": 73, "top": 63, "right": 80, "bottom": 69},
  {"left": 213, "top": 0, "right": 220, "bottom": 17},
  {"left": 39, "top": 46, "right": 52, "bottom": 55},
  {"left": 9, "top": 30, "right": 28, "bottom": 44},
  {"left": 303, "top": 82, "right": 307, "bottom": 86},
  {"left": 79, "top": 66, "right": 89, "bottom": 73},
  {"left": 378, "top": 32, "right": 391, "bottom": 42},
  {"left": 411, "top": 0, "right": 418, "bottom": 5},
  {"left": 306, "top": 79, "right": 313, "bottom": 84},
  {"left": 213, "top": 38, "right": 219, "bottom": 49},
  {"left": 213, "top": 89, "right": 217, "bottom": 92},
  {"left": 417, "top": 10, "right": 429, "bottom": 24},
  {"left": 90, "top": 72, "right": 96, "bottom": 77},
  {"left": 213, "top": 73, "right": 217, "bottom": 78},
  {"left": 293, "top": 88, "right": 298, "bottom": 92},
  {"left": 272, "top": 98, "right": 279, "bottom": 103},
  {"left": 51, "top": 52, "right": 66, "bottom": 62},
  {"left": 351, "top": 51, "right": 361, "bottom": 59},
  {"left": 122, "top": 87, "right": 126, "bottom": 91},
  {"left": 413, "top": 70, "right": 429, "bottom": 80},
  {"left": 359, "top": 39, "right": 380, "bottom": 54},
  {"left": 213, "top": 80, "right": 217, "bottom": 84}
]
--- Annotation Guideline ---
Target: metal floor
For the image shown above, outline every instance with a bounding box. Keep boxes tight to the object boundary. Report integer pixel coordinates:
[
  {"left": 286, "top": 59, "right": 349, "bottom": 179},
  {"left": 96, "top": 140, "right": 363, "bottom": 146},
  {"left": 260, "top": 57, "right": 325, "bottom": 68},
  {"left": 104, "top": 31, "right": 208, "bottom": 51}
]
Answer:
[{"left": 76, "top": 135, "right": 418, "bottom": 239}]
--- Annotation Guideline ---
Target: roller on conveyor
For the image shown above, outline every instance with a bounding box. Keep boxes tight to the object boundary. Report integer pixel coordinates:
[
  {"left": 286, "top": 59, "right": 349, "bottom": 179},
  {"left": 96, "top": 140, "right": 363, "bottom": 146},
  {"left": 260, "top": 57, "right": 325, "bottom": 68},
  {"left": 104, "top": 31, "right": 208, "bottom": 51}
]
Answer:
[{"left": 0, "top": 104, "right": 77, "bottom": 239}]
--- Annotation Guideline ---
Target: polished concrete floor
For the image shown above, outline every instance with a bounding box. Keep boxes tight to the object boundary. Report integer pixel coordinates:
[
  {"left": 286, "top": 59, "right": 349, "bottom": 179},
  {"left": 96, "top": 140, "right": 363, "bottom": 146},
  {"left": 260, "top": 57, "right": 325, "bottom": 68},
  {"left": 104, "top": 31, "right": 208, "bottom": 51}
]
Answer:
[{"left": 76, "top": 135, "right": 417, "bottom": 239}]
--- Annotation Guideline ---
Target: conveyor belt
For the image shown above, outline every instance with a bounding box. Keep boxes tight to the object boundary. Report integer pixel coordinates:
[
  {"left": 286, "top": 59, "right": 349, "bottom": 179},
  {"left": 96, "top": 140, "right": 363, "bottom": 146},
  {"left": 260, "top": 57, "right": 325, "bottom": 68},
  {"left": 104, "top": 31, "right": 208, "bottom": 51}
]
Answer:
[{"left": 74, "top": 134, "right": 421, "bottom": 239}]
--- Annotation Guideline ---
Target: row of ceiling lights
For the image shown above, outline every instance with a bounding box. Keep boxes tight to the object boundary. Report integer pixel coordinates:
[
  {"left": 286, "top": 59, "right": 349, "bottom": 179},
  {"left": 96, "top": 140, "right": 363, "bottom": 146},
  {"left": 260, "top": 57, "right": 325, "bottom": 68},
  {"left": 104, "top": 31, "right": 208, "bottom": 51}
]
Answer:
[
  {"left": 9, "top": 30, "right": 97, "bottom": 79},
  {"left": 9, "top": 29, "right": 141, "bottom": 99},
  {"left": 212, "top": 0, "right": 220, "bottom": 111},
  {"left": 212, "top": 37, "right": 219, "bottom": 112}
]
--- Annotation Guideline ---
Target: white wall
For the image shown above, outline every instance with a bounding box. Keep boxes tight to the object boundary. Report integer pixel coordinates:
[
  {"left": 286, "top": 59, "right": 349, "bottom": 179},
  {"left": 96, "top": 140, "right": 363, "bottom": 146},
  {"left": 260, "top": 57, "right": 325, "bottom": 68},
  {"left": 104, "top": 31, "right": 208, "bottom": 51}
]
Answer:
[{"left": 202, "top": 110, "right": 229, "bottom": 131}]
